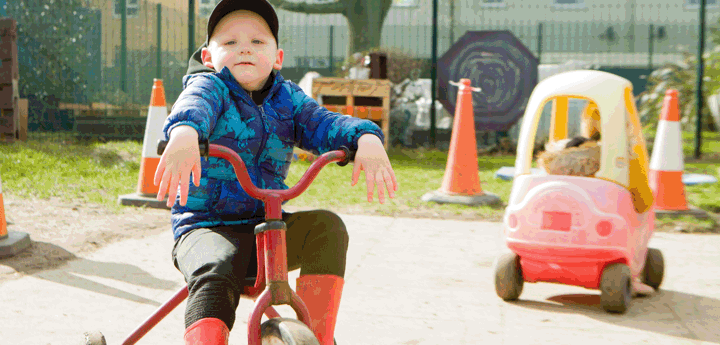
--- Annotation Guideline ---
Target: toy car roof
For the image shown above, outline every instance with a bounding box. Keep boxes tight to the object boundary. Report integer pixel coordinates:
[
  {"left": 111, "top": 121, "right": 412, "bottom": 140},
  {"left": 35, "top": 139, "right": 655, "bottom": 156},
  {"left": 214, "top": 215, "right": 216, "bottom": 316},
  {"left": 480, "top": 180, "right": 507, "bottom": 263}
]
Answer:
[{"left": 514, "top": 70, "right": 654, "bottom": 213}]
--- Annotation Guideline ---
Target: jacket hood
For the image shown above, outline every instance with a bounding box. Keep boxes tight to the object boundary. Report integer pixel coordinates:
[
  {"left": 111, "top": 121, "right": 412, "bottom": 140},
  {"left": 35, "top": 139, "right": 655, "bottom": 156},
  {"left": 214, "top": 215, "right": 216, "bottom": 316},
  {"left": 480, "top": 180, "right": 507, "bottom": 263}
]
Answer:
[{"left": 187, "top": 43, "right": 215, "bottom": 75}]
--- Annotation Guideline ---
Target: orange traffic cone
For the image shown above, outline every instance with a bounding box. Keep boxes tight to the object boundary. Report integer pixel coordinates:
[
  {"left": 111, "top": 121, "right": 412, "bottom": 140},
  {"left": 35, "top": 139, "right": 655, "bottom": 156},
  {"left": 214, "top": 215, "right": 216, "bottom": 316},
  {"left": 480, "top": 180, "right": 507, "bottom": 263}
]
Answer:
[
  {"left": 118, "top": 79, "right": 170, "bottom": 209},
  {"left": 649, "top": 89, "right": 707, "bottom": 218},
  {"left": 0, "top": 175, "right": 31, "bottom": 258},
  {"left": 422, "top": 79, "right": 500, "bottom": 206}
]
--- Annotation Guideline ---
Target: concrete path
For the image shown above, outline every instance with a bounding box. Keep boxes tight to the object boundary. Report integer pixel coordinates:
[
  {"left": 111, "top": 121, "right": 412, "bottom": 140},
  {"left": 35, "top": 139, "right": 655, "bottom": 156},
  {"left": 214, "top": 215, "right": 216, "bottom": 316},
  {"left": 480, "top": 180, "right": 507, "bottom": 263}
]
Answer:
[{"left": 1, "top": 215, "right": 719, "bottom": 345}]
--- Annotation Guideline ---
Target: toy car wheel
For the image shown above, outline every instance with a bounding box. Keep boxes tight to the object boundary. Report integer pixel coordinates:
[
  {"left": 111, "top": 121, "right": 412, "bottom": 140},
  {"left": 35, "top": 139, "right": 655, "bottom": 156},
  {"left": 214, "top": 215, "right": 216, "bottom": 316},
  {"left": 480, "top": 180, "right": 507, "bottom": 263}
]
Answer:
[
  {"left": 642, "top": 248, "right": 664, "bottom": 290},
  {"left": 494, "top": 252, "right": 524, "bottom": 301},
  {"left": 261, "top": 318, "right": 320, "bottom": 345},
  {"left": 83, "top": 331, "right": 107, "bottom": 345},
  {"left": 600, "top": 263, "right": 632, "bottom": 314}
]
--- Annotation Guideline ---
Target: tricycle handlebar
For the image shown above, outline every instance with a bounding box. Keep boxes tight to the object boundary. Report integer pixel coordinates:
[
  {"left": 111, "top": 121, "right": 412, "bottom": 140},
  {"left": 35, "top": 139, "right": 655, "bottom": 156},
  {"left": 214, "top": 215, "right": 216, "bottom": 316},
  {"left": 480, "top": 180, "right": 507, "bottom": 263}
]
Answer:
[{"left": 156, "top": 139, "right": 355, "bottom": 204}]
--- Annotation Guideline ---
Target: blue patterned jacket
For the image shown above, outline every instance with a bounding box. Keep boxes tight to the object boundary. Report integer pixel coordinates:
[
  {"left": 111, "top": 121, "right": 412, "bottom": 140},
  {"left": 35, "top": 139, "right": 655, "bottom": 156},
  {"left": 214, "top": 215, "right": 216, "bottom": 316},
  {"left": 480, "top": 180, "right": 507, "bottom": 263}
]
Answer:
[{"left": 163, "top": 67, "right": 384, "bottom": 240}]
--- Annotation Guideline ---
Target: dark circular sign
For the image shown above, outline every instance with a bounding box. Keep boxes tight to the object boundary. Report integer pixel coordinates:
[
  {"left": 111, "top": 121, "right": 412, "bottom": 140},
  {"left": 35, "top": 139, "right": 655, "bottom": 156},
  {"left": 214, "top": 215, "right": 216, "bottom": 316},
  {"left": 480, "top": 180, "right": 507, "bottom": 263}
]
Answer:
[{"left": 438, "top": 31, "right": 538, "bottom": 132}]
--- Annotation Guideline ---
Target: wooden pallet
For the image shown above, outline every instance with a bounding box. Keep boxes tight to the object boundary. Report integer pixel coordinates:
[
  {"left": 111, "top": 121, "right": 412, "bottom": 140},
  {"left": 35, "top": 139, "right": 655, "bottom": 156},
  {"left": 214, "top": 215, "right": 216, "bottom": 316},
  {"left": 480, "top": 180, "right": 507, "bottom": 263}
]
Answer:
[{"left": 311, "top": 77, "right": 392, "bottom": 149}]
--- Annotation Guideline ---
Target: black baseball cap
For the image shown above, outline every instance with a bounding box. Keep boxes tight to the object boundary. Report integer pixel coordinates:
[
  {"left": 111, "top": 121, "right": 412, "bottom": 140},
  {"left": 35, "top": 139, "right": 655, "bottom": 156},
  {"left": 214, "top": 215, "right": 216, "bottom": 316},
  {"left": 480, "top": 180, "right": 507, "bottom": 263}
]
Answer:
[{"left": 206, "top": 0, "right": 279, "bottom": 46}]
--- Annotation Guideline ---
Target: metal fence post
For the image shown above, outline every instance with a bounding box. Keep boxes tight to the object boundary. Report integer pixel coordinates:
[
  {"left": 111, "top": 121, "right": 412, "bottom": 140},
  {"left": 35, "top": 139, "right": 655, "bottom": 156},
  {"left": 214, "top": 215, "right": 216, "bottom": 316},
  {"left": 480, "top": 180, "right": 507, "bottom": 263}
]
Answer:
[
  {"left": 430, "top": 0, "right": 438, "bottom": 147},
  {"left": 121, "top": 0, "right": 127, "bottom": 93},
  {"left": 329, "top": 25, "right": 334, "bottom": 75},
  {"left": 695, "top": 0, "right": 706, "bottom": 159},
  {"left": 449, "top": 0, "right": 455, "bottom": 44},
  {"left": 537, "top": 22, "right": 543, "bottom": 64},
  {"left": 157, "top": 3, "right": 162, "bottom": 80},
  {"left": 648, "top": 23, "right": 654, "bottom": 70},
  {"left": 188, "top": 0, "right": 195, "bottom": 59}
]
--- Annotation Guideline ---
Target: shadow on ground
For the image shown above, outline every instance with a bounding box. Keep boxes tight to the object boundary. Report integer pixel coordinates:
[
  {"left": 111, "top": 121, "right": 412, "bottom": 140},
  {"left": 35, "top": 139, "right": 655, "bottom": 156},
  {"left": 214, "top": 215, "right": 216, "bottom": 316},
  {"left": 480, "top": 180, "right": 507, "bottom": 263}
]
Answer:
[
  {"left": 514, "top": 290, "right": 720, "bottom": 343},
  {"left": 0, "top": 241, "right": 179, "bottom": 306}
]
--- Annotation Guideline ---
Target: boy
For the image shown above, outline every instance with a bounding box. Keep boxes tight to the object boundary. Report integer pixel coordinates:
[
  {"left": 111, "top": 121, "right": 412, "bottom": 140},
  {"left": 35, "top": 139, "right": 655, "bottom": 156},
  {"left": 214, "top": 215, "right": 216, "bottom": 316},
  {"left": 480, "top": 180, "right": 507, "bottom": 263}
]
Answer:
[{"left": 154, "top": 1, "right": 398, "bottom": 344}]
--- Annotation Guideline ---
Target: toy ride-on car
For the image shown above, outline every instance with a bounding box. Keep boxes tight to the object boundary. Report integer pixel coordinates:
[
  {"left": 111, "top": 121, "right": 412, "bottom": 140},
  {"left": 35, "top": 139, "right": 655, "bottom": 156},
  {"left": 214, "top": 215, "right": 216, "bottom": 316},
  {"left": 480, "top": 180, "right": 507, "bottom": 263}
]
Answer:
[{"left": 494, "top": 70, "right": 664, "bottom": 313}]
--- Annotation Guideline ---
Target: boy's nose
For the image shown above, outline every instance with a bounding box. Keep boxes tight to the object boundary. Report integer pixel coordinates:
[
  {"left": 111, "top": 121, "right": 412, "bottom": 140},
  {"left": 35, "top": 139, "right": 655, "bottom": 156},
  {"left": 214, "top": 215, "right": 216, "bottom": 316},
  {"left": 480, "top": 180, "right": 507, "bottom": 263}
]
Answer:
[{"left": 236, "top": 46, "right": 253, "bottom": 55}]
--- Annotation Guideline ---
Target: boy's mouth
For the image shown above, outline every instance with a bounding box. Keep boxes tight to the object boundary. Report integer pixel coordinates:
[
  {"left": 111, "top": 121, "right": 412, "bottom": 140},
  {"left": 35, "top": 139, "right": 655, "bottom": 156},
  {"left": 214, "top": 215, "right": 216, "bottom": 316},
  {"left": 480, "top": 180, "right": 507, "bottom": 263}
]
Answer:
[{"left": 236, "top": 62, "right": 254, "bottom": 66}]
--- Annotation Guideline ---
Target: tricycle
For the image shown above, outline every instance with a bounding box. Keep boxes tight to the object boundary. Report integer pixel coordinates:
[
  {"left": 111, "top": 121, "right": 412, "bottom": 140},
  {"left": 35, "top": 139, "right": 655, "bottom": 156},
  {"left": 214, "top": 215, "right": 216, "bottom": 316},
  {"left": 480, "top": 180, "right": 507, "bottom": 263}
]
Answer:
[{"left": 85, "top": 139, "right": 353, "bottom": 344}]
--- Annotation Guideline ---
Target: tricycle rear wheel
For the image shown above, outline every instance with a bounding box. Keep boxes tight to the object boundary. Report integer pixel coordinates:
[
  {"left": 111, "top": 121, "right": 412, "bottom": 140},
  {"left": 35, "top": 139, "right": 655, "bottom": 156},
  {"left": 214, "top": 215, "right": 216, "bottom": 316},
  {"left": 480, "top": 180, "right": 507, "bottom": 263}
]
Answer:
[
  {"left": 600, "top": 263, "right": 632, "bottom": 314},
  {"left": 261, "top": 318, "right": 320, "bottom": 345},
  {"left": 494, "top": 252, "right": 524, "bottom": 301}
]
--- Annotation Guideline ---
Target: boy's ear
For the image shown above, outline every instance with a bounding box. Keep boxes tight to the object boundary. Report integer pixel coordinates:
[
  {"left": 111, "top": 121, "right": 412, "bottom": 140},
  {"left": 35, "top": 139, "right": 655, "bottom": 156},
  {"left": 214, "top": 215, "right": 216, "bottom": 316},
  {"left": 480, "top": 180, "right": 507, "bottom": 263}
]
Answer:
[
  {"left": 273, "top": 48, "right": 284, "bottom": 70},
  {"left": 201, "top": 47, "right": 214, "bottom": 69}
]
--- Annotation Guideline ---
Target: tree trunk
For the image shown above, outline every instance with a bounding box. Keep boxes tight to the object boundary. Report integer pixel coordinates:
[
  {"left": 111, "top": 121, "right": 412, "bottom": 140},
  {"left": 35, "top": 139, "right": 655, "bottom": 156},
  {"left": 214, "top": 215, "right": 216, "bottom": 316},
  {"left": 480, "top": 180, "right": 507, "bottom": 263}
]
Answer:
[
  {"left": 344, "top": 0, "right": 389, "bottom": 56},
  {"left": 268, "top": 0, "right": 393, "bottom": 58}
]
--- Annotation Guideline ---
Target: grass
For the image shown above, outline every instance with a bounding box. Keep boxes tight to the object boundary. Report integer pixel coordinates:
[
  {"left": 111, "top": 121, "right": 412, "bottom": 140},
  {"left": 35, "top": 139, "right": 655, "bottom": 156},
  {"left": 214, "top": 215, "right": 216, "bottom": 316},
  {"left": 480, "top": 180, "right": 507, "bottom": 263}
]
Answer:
[
  {"left": 1, "top": 131, "right": 719, "bottom": 230},
  {"left": 284, "top": 147, "right": 515, "bottom": 221},
  {"left": 0, "top": 139, "right": 142, "bottom": 213}
]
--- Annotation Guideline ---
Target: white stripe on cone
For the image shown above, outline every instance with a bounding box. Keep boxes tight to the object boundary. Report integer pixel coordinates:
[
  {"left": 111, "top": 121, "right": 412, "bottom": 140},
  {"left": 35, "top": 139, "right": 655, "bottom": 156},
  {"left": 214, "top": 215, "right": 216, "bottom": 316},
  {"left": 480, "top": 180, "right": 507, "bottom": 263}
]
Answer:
[
  {"left": 141, "top": 104, "right": 168, "bottom": 159},
  {"left": 649, "top": 120, "right": 683, "bottom": 172}
]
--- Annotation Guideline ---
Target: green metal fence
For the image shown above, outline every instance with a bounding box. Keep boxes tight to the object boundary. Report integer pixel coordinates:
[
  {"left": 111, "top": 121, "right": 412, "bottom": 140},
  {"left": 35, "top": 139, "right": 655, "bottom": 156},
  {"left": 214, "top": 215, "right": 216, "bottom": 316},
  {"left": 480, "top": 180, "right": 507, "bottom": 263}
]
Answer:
[{"left": 4, "top": 0, "right": 717, "bottom": 142}]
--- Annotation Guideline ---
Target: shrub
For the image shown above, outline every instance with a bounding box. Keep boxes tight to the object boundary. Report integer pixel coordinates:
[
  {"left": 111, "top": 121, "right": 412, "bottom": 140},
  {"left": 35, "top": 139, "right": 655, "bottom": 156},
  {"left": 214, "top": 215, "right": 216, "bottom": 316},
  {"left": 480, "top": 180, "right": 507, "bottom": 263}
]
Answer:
[
  {"left": 334, "top": 47, "right": 427, "bottom": 85},
  {"left": 638, "top": 19, "right": 720, "bottom": 136}
]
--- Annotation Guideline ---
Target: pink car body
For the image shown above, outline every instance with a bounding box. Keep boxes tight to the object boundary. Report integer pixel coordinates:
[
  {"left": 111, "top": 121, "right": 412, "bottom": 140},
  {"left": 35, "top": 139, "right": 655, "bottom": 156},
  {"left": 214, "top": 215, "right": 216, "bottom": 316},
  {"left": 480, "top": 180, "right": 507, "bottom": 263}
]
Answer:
[{"left": 504, "top": 175, "right": 654, "bottom": 289}]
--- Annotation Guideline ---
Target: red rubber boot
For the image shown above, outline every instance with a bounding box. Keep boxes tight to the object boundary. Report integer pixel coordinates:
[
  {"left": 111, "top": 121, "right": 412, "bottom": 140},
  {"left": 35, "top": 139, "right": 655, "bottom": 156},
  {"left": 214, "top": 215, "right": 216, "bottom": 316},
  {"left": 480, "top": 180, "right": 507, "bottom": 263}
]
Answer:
[
  {"left": 296, "top": 275, "right": 344, "bottom": 345},
  {"left": 184, "top": 318, "right": 229, "bottom": 345}
]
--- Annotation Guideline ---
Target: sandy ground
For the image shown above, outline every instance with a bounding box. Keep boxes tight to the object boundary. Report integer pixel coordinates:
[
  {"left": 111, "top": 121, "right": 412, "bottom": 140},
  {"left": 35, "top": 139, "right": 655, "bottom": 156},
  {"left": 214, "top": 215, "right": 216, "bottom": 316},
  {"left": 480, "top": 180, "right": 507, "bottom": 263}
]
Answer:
[{"left": 1, "top": 192, "right": 717, "bottom": 284}]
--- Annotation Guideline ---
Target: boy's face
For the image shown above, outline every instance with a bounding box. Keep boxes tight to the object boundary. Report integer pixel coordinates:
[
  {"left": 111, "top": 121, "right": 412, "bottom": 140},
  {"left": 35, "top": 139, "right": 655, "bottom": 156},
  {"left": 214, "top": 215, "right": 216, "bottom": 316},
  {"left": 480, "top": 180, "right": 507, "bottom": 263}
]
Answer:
[{"left": 201, "top": 10, "right": 283, "bottom": 91}]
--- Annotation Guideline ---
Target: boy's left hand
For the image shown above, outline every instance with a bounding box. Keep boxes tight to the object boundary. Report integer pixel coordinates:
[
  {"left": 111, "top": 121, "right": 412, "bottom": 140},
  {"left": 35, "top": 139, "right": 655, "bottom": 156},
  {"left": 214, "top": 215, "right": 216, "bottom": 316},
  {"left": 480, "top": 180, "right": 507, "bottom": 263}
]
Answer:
[{"left": 351, "top": 134, "right": 398, "bottom": 204}]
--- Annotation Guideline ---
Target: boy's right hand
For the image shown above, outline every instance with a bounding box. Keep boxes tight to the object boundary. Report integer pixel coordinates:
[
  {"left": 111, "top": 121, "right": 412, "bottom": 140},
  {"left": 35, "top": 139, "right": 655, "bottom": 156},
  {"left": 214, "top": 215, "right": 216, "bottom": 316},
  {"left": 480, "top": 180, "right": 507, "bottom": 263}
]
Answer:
[{"left": 154, "top": 125, "right": 202, "bottom": 207}]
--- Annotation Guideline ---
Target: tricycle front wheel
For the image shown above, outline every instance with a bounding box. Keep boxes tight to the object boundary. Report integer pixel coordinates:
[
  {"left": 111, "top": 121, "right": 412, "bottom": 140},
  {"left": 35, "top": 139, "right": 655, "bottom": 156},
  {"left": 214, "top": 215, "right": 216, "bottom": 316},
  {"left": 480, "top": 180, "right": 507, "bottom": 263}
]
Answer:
[
  {"left": 83, "top": 331, "right": 107, "bottom": 345},
  {"left": 261, "top": 318, "right": 320, "bottom": 345}
]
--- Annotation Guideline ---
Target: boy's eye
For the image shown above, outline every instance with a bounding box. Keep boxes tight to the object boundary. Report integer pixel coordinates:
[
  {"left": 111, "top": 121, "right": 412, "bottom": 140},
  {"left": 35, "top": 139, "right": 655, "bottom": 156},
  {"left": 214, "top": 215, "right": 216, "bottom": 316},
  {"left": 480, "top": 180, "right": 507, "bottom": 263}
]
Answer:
[
  {"left": 252, "top": 39, "right": 263, "bottom": 44},
  {"left": 225, "top": 40, "right": 236, "bottom": 45}
]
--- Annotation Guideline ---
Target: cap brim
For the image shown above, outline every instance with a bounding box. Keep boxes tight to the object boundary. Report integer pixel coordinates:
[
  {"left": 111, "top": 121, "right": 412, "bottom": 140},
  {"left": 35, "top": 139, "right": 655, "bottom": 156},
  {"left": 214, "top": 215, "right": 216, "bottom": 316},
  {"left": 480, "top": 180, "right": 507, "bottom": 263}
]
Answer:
[{"left": 206, "top": 0, "right": 279, "bottom": 43}]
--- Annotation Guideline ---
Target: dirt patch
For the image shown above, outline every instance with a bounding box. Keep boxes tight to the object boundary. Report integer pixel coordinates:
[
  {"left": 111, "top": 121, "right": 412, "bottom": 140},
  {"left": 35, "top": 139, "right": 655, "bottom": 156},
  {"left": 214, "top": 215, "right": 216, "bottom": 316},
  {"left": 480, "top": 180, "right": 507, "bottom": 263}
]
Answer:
[{"left": 0, "top": 194, "right": 170, "bottom": 282}]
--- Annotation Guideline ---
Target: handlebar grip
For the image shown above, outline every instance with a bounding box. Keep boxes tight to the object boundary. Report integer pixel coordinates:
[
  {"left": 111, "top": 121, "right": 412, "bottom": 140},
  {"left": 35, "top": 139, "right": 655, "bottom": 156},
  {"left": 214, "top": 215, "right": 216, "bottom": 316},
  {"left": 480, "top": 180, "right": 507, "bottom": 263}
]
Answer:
[
  {"left": 337, "top": 146, "right": 356, "bottom": 167},
  {"left": 157, "top": 139, "right": 210, "bottom": 159},
  {"left": 156, "top": 140, "right": 168, "bottom": 156},
  {"left": 198, "top": 140, "right": 209, "bottom": 158}
]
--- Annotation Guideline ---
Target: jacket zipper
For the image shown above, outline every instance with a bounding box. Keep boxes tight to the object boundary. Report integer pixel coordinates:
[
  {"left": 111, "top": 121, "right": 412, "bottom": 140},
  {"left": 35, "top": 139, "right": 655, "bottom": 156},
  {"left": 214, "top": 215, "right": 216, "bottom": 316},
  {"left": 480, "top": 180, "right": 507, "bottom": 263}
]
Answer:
[
  {"left": 255, "top": 104, "right": 268, "bottom": 189},
  {"left": 249, "top": 78, "right": 278, "bottom": 190}
]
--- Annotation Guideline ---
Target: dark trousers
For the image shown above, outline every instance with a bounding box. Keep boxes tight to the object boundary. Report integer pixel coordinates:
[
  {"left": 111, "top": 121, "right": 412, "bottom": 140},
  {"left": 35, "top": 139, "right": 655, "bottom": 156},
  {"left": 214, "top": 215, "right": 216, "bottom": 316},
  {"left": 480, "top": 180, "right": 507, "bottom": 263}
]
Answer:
[{"left": 172, "top": 210, "right": 349, "bottom": 330}]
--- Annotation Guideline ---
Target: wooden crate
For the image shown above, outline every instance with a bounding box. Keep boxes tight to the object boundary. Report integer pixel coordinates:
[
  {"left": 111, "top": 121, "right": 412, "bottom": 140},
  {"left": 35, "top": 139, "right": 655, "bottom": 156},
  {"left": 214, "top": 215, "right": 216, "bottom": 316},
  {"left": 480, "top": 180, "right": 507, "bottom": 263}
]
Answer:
[
  {"left": 0, "top": 106, "right": 17, "bottom": 142},
  {"left": 292, "top": 147, "right": 316, "bottom": 163},
  {"left": 0, "top": 18, "right": 19, "bottom": 143},
  {"left": 17, "top": 98, "right": 27, "bottom": 142},
  {"left": 311, "top": 77, "right": 392, "bottom": 149}
]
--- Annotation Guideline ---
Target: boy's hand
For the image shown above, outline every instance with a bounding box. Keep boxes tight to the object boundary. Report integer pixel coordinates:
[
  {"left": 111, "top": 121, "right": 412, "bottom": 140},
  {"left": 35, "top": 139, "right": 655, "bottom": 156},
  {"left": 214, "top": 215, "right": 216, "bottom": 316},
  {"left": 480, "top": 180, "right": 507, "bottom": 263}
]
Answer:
[
  {"left": 154, "top": 125, "right": 202, "bottom": 207},
  {"left": 351, "top": 134, "right": 398, "bottom": 204}
]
